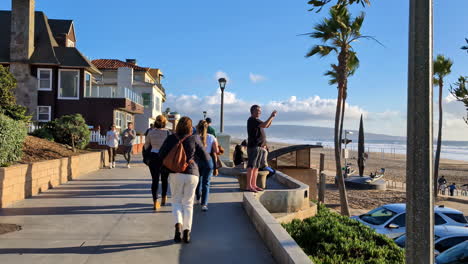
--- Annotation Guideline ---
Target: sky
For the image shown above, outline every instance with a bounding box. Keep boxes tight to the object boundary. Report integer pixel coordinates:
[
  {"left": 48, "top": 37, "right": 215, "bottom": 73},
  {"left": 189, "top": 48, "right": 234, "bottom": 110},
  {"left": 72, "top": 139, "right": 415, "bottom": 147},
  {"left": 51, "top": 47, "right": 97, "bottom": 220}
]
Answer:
[{"left": 1, "top": 0, "right": 467, "bottom": 140}]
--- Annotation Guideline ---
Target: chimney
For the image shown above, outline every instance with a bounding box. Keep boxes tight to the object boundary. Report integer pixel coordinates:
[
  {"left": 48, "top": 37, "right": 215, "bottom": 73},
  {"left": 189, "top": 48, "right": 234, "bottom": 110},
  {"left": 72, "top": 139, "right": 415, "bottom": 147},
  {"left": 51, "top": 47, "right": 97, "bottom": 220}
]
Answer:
[
  {"left": 10, "top": 0, "right": 35, "bottom": 61},
  {"left": 126, "top": 59, "right": 137, "bottom": 65}
]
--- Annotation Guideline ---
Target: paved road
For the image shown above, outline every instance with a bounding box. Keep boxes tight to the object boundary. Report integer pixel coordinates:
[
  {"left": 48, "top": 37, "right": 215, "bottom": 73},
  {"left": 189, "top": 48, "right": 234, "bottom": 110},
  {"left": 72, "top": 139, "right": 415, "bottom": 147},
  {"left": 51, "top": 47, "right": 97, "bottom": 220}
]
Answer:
[{"left": 0, "top": 156, "right": 274, "bottom": 264}]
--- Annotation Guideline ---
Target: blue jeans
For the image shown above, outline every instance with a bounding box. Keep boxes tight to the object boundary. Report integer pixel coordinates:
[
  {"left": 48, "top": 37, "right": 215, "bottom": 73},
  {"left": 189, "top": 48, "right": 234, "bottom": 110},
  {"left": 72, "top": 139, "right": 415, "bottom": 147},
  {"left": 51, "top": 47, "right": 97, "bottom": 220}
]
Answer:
[{"left": 196, "top": 159, "right": 214, "bottom": 206}]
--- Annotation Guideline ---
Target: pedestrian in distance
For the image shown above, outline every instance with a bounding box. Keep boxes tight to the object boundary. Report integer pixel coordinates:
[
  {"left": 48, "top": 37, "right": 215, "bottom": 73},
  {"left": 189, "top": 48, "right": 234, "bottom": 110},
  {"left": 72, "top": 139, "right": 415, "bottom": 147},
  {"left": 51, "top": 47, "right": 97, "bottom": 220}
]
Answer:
[
  {"left": 144, "top": 123, "right": 154, "bottom": 136},
  {"left": 158, "top": 116, "right": 211, "bottom": 243},
  {"left": 233, "top": 139, "right": 247, "bottom": 168},
  {"left": 122, "top": 122, "right": 136, "bottom": 168},
  {"left": 195, "top": 120, "right": 219, "bottom": 212},
  {"left": 144, "top": 115, "right": 171, "bottom": 210},
  {"left": 106, "top": 125, "right": 119, "bottom": 169},
  {"left": 246, "top": 105, "right": 277, "bottom": 192},
  {"left": 448, "top": 183, "right": 457, "bottom": 196},
  {"left": 206, "top": 117, "right": 216, "bottom": 137}
]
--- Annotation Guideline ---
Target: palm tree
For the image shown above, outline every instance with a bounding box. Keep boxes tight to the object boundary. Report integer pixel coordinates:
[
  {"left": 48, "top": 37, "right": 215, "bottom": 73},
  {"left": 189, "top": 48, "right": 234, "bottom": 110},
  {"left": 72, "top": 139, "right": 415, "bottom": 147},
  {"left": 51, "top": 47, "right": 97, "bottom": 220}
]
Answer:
[
  {"left": 308, "top": 0, "right": 370, "bottom": 12},
  {"left": 433, "top": 55, "right": 453, "bottom": 197},
  {"left": 462, "top": 38, "right": 468, "bottom": 53},
  {"left": 450, "top": 76, "right": 468, "bottom": 125},
  {"left": 305, "top": 5, "right": 369, "bottom": 216}
]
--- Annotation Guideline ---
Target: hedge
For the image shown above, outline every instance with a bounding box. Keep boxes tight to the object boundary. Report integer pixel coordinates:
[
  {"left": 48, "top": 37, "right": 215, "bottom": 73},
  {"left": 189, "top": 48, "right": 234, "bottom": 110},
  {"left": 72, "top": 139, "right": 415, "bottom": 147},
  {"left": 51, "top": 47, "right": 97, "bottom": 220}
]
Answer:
[
  {"left": 282, "top": 205, "right": 405, "bottom": 264},
  {"left": 0, "top": 113, "right": 27, "bottom": 166}
]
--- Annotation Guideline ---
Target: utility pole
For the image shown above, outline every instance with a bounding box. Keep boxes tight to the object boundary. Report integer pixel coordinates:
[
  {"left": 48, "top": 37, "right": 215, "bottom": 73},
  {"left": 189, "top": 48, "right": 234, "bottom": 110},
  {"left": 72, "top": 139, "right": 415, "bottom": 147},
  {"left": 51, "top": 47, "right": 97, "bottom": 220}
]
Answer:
[{"left": 406, "top": 0, "right": 434, "bottom": 263}]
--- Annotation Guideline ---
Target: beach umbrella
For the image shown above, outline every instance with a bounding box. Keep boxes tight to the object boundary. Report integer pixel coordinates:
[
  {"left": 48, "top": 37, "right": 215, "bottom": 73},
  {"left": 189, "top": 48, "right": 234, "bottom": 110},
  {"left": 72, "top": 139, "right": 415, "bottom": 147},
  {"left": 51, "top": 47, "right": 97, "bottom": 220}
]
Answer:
[{"left": 358, "top": 114, "right": 365, "bottom": 176}]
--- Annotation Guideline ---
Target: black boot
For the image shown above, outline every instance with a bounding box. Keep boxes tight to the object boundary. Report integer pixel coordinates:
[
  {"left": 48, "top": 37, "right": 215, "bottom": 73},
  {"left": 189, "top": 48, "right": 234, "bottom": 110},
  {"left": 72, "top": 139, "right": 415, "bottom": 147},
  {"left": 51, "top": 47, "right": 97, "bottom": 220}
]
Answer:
[
  {"left": 174, "top": 223, "right": 182, "bottom": 243},
  {"left": 183, "top": 229, "right": 191, "bottom": 243}
]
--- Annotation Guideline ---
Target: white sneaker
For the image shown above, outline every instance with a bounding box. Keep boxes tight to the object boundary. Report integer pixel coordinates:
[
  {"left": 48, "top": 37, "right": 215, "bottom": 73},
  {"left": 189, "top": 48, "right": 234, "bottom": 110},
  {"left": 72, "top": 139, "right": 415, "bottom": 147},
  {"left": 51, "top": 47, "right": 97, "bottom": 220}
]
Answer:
[
  {"left": 202, "top": 205, "right": 208, "bottom": 212},
  {"left": 112, "top": 162, "right": 116, "bottom": 168},
  {"left": 127, "top": 164, "right": 131, "bottom": 168}
]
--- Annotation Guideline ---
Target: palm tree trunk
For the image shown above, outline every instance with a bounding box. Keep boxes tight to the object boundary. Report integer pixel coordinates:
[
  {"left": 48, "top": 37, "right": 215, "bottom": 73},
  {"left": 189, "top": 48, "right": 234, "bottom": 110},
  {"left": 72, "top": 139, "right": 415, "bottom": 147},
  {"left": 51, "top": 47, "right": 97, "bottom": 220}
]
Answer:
[
  {"left": 434, "top": 81, "right": 443, "bottom": 197},
  {"left": 335, "top": 49, "right": 350, "bottom": 216},
  {"left": 339, "top": 91, "right": 346, "bottom": 168}
]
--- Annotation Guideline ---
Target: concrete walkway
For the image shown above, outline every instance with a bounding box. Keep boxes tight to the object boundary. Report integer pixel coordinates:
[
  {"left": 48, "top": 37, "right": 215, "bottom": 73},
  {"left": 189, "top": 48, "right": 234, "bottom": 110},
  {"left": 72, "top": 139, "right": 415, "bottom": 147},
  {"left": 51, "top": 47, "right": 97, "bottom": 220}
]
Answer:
[{"left": 0, "top": 156, "right": 274, "bottom": 264}]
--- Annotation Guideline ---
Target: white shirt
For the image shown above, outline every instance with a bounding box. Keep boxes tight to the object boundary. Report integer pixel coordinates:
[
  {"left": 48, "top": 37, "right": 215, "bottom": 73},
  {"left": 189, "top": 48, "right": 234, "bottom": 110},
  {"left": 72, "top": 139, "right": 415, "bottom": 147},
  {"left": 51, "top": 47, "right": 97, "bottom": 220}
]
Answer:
[
  {"left": 205, "top": 134, "right": 217, "bottom": 154},
  {"left": 106, "top": 130, "right": 119, "bottom": 148}
]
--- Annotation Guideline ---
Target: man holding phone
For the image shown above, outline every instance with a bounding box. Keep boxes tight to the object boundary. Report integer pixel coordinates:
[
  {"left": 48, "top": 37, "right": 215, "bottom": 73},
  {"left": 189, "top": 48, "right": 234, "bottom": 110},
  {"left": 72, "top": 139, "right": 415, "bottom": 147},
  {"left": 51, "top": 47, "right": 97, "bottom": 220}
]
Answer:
[{"left": 246, "top": 105, "right": 277, "bottom": 192}]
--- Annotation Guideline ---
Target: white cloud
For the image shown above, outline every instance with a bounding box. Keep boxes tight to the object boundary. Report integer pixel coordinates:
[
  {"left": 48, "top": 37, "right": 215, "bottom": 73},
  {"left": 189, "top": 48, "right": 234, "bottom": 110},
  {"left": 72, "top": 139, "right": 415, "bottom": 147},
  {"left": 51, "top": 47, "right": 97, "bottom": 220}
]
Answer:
[{"left": 249, "top": 73, "right": 266, "bottom": 83}]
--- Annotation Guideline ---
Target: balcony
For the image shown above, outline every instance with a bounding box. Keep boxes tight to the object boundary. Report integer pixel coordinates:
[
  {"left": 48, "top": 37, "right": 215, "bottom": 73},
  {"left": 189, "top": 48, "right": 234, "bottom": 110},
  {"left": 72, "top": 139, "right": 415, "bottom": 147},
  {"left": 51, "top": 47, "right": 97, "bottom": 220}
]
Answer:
[
  {"left": 84, "top": 86, "right": 144, "bottom": 114},
  {"left": 86, "top": 86, "right": 143, "bottom": 105}
]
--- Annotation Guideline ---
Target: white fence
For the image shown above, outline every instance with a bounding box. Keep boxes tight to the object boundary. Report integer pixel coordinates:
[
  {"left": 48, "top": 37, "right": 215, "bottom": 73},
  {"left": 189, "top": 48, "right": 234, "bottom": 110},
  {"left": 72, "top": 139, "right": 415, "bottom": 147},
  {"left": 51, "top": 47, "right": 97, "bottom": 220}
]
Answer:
[{"left": 89, "top": 130, "right": 145, "bottom": 145}]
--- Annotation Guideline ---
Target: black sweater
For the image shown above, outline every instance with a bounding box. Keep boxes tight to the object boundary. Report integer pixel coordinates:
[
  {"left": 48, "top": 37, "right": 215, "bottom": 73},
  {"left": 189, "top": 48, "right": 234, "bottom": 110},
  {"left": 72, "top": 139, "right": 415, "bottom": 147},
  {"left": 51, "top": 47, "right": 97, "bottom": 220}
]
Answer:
[{"left": 158, "top": 134, "right": 210, "bottom": 176}]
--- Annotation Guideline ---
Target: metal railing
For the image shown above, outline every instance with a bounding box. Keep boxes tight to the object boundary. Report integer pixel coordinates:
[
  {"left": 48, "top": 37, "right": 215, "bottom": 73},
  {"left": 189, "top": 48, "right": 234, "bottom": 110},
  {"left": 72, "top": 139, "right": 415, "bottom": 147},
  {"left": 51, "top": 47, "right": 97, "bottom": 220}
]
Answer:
[{"left": 85, "top": 86, "right": 143, "bottom": 105}]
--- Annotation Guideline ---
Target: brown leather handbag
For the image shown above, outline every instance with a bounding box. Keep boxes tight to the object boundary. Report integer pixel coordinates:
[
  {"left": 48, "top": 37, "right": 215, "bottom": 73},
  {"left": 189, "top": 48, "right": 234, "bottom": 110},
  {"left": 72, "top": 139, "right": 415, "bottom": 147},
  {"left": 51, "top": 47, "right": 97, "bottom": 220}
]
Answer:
[{"left": 162, "top": 135, "right": 192, "bottom": 173}]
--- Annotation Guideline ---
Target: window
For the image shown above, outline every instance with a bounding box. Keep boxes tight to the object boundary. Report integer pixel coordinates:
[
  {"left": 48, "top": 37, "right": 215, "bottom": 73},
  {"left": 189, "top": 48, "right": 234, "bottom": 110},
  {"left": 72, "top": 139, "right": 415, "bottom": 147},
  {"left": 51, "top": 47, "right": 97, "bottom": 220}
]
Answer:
[
  {"left": 58, "top": 69, "right": 79, "bottom": 99},
  {"left": 37, "top": 68, "right": 52, "bottom": 91},
  {"left": 37, "top": 106, "right": 51, "bottom": 122},
  {"left": 126, "top": 114, "right": 132, "bottom": 125},
  {"left": 142, "top": 93, "right": 151, "bottom": 108},
  {"left": 435, "top": 213, "right": 447, "bottom": 225},
  {"left": 443, "top": 213, "right": 468, "bottom": 224},
  {"left": 155, "top": 97, "right": 161, "bottom": 112},
  {"left": 115, "top": 111, "right": 123, "bottom": 128},
  {"left": 435, "top": 236, "right": 468, "bottom": 253},
  {"left": 84, "top": 72, "right": 92, "bottom": 97},
  {"left": 359, "top": 207, "right": 397, "bottom": 226},
  {"left": 389, "top": 214, "right": 406, "bottom": 227}
]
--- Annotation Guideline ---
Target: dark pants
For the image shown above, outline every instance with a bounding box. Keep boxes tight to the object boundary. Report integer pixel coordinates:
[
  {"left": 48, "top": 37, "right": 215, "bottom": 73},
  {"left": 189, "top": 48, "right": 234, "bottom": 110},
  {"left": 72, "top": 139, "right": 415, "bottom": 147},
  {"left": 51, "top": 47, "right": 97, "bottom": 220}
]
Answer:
[
  {"left": 196, "top": 159, "right": 214, "bottom": 206},
  {"left": 450, "top": 189, "right": 455, "bottom": 196},
  {"left": 107, "top": 147, "right": 117, "bottom": 163},
  {"left": 149, "top": 152, "right": 169, "bottom": 201},
  {"left": 123, "top": 146, "right": 132, "bottom": 164}
]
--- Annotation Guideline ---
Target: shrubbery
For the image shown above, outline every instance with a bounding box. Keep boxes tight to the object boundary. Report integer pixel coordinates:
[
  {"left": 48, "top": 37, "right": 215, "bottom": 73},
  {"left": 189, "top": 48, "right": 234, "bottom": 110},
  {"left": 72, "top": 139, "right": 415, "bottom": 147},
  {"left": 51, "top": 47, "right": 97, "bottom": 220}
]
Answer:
[
  {"left": 0, "top": 65, "right": 30, "bottom": 122},
  {"left": 0, "top": 113, "right": 27, "bottom": 166},
  {"left": 282, "top": 205, "right": 404, "bottom": 264},
  {"left": 53, "top": 114, "right": 90, "bottom": 152}
]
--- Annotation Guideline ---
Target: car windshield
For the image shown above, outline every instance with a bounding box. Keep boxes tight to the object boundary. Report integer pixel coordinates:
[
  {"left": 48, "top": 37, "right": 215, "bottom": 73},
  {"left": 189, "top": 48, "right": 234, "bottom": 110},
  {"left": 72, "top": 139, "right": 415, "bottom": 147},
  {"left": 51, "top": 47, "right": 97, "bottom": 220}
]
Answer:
[
  {"left": 443, "top": 213, "right": 468, "bottom": 224},
  {"left": 359, "top": 207, "right": 398, "bottom": 225},
  {"left": 436, "top": 241, "right": 468, "bottom": 264}
]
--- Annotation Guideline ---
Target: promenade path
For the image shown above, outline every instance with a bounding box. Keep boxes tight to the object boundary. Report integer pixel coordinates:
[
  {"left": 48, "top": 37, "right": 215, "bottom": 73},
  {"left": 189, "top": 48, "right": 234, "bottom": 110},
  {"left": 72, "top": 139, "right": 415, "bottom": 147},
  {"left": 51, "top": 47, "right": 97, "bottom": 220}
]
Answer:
[{"left": 0, "top": 156, "right": 275, "bottom": 264}]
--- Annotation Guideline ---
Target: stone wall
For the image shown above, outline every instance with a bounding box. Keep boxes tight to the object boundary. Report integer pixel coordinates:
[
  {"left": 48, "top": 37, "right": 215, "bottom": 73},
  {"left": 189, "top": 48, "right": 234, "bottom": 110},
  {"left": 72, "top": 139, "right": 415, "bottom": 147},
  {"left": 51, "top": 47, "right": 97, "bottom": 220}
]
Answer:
[
  {"left": 278, "top": 168, "right": 318, "bottom": 200},
  {"left": 0, "top": 150, "right": 107, "bottom": 208}
]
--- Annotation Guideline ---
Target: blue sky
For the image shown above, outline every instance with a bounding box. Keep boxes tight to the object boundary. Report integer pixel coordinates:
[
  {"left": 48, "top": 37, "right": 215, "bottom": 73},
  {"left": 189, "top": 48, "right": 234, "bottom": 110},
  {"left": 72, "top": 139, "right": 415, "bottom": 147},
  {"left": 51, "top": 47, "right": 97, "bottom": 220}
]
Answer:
[{"left": 1, "top": 0, "right": 467, "bottom": 139}]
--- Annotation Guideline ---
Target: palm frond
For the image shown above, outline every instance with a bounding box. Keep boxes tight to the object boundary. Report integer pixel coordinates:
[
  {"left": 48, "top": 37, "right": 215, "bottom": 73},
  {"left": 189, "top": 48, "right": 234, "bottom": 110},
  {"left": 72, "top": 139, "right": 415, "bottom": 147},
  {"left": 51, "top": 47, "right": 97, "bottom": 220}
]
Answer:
[
  {"left": 433, "top": 54, "right": 453, "bottom": 79},
  {"left": 306, "top": 45, "right": 337, "bottom": 57},
  {"left": 462, "top": 38, "right": 468, "bottom": 53}
]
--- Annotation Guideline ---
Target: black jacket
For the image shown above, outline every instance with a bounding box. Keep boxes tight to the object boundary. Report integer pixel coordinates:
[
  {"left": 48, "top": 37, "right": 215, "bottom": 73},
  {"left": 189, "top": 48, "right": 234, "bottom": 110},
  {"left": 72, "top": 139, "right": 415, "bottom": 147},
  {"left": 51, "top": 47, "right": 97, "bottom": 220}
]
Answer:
[{"left": 158, "top": 134, "right": 210, "bottom": 176}]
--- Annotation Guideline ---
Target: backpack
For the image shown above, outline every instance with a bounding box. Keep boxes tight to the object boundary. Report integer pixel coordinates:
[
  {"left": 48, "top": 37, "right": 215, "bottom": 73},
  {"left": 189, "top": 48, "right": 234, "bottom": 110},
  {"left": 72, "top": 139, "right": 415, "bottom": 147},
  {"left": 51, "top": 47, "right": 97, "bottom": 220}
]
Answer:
[{"left": 163, "top": 134, "right": 193, "bottom": 173}]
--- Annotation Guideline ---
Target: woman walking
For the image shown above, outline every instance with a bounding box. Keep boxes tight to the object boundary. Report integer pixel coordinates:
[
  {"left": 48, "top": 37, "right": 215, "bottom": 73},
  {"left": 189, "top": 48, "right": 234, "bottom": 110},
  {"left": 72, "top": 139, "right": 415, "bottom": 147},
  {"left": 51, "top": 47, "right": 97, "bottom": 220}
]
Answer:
[
  {"left": 159, "top": 117, "right": 210, "bottom": 243},
  {"left": 195, "top": 120, "right": 219, "bottom": 211},
  {"left": 144, "top": 115, "right": 171, "bottom": 210},
  {"left": 106, "top": 125, "right": 119, "bottom": 169}
]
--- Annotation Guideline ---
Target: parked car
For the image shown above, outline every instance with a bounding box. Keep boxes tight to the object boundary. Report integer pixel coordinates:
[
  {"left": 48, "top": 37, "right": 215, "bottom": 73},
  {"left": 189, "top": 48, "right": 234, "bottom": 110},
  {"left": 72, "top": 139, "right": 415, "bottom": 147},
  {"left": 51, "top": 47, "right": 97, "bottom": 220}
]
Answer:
[
  {"left": 435, "top": 240, "right": 468, "bottom": 264},
  {"left": 351, "top": 204, "right": 467, "bottom": 238},
  {"left": 394, "top": 226, "right": 468, "bottom": 253}
]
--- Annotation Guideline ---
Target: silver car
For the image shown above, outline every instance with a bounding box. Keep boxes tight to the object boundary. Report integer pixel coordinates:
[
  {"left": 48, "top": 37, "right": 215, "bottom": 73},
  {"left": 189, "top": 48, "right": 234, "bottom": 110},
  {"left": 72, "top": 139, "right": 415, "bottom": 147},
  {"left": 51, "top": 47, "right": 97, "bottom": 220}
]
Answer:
[
  {"left": 394, "top": 225, "right": 468, "bottom": 253},
  {"left": 351, "top": 203, "right": 467, "bottom": 239}
]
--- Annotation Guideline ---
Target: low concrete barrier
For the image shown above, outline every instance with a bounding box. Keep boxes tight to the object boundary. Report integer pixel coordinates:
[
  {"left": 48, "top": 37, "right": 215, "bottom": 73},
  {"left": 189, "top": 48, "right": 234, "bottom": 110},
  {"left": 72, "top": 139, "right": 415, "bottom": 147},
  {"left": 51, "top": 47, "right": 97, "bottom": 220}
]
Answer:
[
  {"left": 243, "top": 192, "right": 312, "bottom": 264},
  {"left": 0, "top": 150, "right": 108, "bottom": 208}
]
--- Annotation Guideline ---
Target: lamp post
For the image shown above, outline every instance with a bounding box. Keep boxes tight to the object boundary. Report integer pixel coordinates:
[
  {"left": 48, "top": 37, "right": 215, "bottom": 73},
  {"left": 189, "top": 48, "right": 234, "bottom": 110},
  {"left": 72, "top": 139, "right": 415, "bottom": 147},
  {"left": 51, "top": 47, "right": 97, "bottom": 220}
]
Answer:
[
  {"left": 203, "top": 111, "right": 207, "bottom": 119},
  {"left": 218, "top": 78, "right": 227, "bottom": 133}
]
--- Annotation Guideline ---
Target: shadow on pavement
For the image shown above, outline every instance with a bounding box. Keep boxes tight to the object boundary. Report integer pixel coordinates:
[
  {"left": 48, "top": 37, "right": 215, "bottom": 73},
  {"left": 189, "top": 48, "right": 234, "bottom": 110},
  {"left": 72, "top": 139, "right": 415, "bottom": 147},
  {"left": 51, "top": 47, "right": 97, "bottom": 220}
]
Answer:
[{"left": 0, "top": 240, "right": 174, "bottom": 255}]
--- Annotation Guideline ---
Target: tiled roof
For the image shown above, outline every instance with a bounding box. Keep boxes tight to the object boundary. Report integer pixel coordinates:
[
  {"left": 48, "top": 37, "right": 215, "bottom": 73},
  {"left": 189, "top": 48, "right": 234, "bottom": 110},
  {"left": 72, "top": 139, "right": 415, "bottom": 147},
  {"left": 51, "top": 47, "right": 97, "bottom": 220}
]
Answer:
[{"left": 91, "top": 59, "right": 150, "bottom": 71}]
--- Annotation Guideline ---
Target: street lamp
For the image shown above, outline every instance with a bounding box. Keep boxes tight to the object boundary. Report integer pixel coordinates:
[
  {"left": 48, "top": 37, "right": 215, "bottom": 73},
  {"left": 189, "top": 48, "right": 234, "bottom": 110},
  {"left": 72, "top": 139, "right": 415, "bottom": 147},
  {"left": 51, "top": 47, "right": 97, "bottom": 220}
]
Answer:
[
  {"left": 344, "top": 130, "right": 353, "bottom": 177},
  {"left": 203, "top": 111, "right": 207, "bottom": 119},
  {"left": 218, "top": 78, "right": 227, "bottom": 133}
]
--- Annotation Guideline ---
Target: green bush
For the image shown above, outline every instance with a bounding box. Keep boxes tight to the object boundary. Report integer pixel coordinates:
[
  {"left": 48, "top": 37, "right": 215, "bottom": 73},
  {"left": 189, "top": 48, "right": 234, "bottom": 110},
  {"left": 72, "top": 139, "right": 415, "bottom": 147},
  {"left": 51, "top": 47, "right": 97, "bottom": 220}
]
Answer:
[
  {"left": 31, "top": 127, "right": 55, "bottom": 141},
  {"left": 282, "top": 205, "right": 405, "bottom": 264},
  {"left": 0, "top": 113, "right": 27, "bottom": 166},
  {"left": 53, "top": 114, "right": 90, "bottom": 151},
  {"left": 0, "top": 65, "right": 30, "bottom": 122}
]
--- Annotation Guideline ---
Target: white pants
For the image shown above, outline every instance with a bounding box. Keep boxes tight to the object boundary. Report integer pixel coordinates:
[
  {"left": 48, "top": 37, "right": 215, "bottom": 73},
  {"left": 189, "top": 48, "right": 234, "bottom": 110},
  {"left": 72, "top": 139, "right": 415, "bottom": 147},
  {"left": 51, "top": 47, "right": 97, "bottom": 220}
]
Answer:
[{"left": 169, "top": 173, "right": 198, "bottom": 231}]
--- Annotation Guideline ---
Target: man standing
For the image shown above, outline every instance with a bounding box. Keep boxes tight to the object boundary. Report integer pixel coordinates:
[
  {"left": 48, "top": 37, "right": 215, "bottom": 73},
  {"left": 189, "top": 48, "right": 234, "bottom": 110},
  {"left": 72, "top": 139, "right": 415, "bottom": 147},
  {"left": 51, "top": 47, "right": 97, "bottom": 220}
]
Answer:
[
  {"left": 246, "top": 105, "right": 277, "bottom": 192},
  {"left": 206, "top": 117, "right": 216, "bottom": 137},
  {"left": 122, "top": 122, "right": 136, "bottom": 168}
]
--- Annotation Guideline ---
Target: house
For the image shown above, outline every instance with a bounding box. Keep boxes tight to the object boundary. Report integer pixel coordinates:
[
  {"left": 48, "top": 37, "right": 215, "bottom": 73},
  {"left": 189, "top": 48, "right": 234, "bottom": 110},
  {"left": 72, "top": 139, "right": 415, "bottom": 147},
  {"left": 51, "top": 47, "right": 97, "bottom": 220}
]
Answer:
[
  {"left": 0, "top": 1, "right": 144, "bottom": 131},
  {"left": 91, "top": 59, "right": 167, "bottom": 133}
]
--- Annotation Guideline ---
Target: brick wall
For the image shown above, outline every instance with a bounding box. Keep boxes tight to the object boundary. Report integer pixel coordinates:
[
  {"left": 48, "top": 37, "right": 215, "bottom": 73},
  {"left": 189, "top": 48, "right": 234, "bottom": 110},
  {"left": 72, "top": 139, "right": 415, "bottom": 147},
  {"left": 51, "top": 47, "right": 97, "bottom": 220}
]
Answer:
[{"left": 0, "top": 150, "right": 107, "bottom": 208}]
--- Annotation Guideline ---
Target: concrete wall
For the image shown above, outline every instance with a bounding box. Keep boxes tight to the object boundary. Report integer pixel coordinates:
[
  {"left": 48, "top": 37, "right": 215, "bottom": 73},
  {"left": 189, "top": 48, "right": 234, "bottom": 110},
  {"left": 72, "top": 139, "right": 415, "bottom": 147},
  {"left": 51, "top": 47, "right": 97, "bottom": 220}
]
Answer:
[
  {"left": 0, "top": 151, "right": 107, "bottom": 208},
  {"left": 278, "top": 168, "right": 318, "bottom": 201}
]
